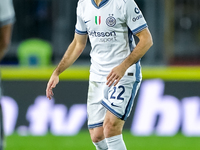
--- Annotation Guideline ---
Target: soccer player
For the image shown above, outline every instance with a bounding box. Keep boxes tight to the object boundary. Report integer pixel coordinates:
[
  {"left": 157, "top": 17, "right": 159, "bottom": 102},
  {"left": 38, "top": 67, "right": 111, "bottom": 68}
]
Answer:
[
  {"left": 46, "top": 0, "right": 153, "bottom": 149},
  {"left": 0, "top": 0, "right": 15, "bottom": 149}
]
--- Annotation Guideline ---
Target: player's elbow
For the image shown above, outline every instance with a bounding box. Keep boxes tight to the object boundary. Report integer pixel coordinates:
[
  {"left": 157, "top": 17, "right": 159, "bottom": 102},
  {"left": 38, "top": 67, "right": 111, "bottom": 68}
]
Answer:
[
  {"left": 144, "top": 31, "right": 153, "bottom": 51},
  {"left": 76, "top": 42, "right": 86, "bottom": 54},
  {"left": 141, "top": 34, "right": 153, "bottom": 52},
  {"left": 148, "top": 35, "right": 153, "bottom": 48},
  {"left": 137, "top": 28, "right": 153, "bottom": 50},
  {"left": 77, "top": 47, "right": 85, "bottom": 55}
]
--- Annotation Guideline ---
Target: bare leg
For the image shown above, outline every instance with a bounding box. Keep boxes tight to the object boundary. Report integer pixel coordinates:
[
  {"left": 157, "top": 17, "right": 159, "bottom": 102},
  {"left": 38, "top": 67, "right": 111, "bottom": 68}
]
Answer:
[
  {"left": 89, "top": 126, "right": 105, "bottom": 142},
  {"left": 103, "top": 111, "right": 127, "bottom": 150},
  {"left": 89, "top": 126, "right": 108, "bottom": 150},
  {"left": 103, "top": 111, "right": 124, "bottom": 138}
]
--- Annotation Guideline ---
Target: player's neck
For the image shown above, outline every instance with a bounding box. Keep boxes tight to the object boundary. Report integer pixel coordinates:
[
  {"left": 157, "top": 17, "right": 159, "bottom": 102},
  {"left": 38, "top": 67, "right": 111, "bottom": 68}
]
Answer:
[{"left": 94, "top": 0, "right": 102, "bottom": 6}]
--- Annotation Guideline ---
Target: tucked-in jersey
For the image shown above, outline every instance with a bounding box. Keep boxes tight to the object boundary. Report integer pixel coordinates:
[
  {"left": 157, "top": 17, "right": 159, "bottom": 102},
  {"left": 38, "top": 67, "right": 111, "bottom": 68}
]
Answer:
[
  {"left": 0, "top": 0, "right": 15, "bottom": 27},
  {"left": 75, "top": 0, "right": 147, "bottom": 82}
]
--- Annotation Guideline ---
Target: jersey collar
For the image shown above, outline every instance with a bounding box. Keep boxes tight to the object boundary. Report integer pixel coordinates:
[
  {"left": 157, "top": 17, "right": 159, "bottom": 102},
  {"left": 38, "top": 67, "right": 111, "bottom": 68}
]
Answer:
[{"left": 91, "top": 0, "right": 109, "bottom": 9}]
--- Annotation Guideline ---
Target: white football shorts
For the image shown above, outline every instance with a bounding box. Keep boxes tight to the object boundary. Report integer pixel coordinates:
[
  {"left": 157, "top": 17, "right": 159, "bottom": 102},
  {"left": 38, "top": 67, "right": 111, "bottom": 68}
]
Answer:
[{"left": 87, "top": 79, "right": 141, "bottom": 129}]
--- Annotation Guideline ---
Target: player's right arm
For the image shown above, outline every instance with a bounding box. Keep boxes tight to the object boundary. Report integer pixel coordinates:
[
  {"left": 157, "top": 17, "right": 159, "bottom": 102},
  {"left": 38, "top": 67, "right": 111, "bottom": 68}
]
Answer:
[
  {"left": 0, "top": 24, "right": 13, "bottom": 60},
  {"left": 46, "top": 33, "right": 88, "bottom": 100},
  {"left": 0, "top": 0, "right": 15, "bottom": 61}
]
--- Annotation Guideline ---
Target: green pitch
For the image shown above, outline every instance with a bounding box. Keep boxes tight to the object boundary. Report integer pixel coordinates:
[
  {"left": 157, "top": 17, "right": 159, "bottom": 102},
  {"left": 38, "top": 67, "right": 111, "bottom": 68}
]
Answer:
[{"left": 5, "top": 130, "right": 200, "bottom": 150}]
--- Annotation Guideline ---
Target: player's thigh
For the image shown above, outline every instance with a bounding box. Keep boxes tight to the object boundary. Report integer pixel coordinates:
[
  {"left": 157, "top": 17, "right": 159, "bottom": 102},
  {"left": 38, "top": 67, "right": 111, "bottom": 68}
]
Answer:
[
  {"left": 103, "top": 110, "right": 125, "bottom": 137},
  {"left": 87, "top": 81, "right": 107, "bottom": 129}
]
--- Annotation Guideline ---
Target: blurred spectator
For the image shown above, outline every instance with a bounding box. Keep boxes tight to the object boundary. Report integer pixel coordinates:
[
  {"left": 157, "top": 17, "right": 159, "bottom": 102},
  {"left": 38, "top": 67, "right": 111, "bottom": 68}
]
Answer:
[{"left": 0, "top": 0, "right": 15, "bottom": 149}]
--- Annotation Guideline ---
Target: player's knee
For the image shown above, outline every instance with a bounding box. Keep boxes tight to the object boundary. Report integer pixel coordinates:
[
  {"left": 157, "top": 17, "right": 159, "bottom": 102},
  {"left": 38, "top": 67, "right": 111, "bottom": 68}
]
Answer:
[
  {"left": 103, "top": 120, "right": 122, "bottom": 138},
  {"left": 90, "top": 133, "right": 105, "bottom": 143},
  {"left": 89, "top": 127, "right": 105, "bottom": 143}
]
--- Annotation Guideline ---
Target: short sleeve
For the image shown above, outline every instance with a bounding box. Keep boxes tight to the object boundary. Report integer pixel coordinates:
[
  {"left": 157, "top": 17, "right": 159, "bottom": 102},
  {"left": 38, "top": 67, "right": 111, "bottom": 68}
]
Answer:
[
  {"left": 0, "top": 0, "right": 15, "bottom": 27},
  {"left": 124, "top": 0, "right": 148, "bottom": 35},
  {"left": 75, "top": 2, "right": 87, "bottom": 35}
]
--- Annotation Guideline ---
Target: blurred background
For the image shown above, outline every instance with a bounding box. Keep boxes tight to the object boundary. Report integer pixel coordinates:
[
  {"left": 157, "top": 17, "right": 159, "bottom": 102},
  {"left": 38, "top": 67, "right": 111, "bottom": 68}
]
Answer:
[
  {"left": 1, "top": 0, "right": 200, "bottom": 150},
  {"left": 2, "top": 0, "right": 200, "bottom": 66}
]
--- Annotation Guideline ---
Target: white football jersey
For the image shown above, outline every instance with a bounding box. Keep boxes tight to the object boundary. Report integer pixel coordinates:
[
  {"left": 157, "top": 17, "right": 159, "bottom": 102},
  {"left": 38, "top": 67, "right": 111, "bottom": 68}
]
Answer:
[
  {"left": 0, "top": 0, "right": 15, "bottom": 27},
  {"left": 75, "top": 0, "right": 147, "bottom": 82}
]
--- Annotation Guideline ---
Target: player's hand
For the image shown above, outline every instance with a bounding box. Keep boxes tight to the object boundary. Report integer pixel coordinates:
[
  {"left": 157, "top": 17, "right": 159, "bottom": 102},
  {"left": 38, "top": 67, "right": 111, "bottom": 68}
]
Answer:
[
  {"left": 46, "top": 74, "right": 59, "bottom": 100},
  {"left": 106, "top": 64, "right": 126, "bottom": 87}
]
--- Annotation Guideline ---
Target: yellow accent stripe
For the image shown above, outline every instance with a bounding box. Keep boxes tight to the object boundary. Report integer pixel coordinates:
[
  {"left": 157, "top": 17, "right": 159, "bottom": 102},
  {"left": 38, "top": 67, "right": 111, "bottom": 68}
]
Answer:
[
  {"left": 0, "top": 66, "right": 200, "bottom": 81},
  {"left": 142, "top": 67, "right": 200, "bottom": 81},
  {"left": 0, "top": 66, "right": 90, "bottom": 80}
]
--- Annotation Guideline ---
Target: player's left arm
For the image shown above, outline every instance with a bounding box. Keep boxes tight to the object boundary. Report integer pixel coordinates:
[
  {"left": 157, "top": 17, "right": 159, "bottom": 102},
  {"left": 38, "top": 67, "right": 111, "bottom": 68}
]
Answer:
[
  {"left": 106, "top": 28, "right": 153, "bottom": 86},
  {"left": 0, "top": 24, "right": 13, "bottom": 61}
]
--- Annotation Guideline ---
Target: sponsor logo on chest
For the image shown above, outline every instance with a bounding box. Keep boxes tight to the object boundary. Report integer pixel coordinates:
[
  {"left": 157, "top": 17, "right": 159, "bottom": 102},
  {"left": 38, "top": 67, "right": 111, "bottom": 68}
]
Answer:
[{"left": 87, "top": 14, "right": 117, "bottom": 43}]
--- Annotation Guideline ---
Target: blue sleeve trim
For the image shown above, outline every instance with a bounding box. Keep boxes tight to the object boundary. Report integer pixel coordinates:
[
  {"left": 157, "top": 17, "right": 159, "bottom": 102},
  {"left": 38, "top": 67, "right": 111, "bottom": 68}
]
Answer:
[
  {"left": 75, "top": 29, "right": 88, "bottom": 35},
  {"left": 132, "top": 24, "right": 148, "bottom": 35}
]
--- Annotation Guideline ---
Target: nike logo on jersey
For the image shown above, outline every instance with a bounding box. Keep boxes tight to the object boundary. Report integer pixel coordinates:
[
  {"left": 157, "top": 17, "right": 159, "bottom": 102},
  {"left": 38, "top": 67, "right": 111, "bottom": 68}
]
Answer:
[
  {"left": 111, "top": 102, "right": 120, "bottom": 107},
  {"left": 84, "top": 20, "right": 90, "bottom": 23}
]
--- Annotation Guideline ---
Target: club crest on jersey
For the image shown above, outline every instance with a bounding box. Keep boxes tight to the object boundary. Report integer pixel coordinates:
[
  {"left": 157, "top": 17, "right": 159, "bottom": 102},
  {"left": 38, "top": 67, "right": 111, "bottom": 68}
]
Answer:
[{"left": 106, "top": 14, "right": 116, "bottom": 27}]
